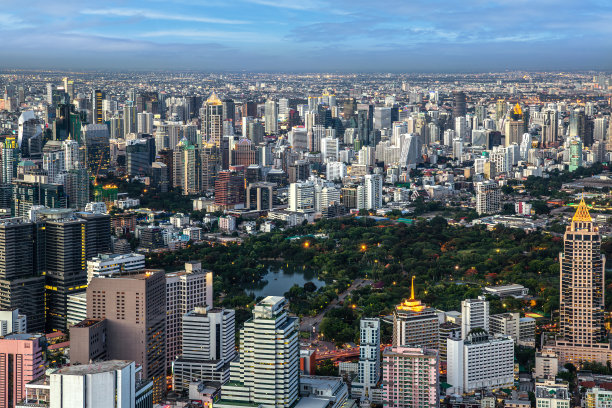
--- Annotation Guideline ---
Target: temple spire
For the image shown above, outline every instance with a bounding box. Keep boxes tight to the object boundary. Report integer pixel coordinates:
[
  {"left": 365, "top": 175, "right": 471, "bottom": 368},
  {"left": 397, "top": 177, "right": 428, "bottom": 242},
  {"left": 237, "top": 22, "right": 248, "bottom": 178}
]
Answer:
[{"left": 410, "top": 276, "right": 415, "bottom": 300}]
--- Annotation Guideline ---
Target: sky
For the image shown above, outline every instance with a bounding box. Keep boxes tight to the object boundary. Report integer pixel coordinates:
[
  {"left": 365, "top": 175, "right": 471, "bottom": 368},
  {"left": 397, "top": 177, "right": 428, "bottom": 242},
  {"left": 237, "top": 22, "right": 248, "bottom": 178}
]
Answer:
[{"left": 0, "top": 0, "right": 611, "bottom": 72}]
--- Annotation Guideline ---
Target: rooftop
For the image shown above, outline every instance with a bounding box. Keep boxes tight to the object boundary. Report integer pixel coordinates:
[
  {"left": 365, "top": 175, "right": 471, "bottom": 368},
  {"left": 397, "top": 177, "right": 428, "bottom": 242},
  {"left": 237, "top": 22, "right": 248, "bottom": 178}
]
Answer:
[{"left": 53, "top": 360, "right": 133, "bottom": 376}]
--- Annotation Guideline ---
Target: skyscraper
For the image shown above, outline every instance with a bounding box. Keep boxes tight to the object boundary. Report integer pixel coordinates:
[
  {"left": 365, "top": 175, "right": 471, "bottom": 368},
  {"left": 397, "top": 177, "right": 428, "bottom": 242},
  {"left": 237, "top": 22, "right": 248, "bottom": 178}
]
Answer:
[
  {"left": 452, "top": 91, "right": 467, "bottom": 118},
  {"left": 352, "top": 318, "right": 381, "bottom": 397},
  {"left": 201, "top": 92, "right": 224, "bottom": 146},
  {"left": 553, "top": 199, "right": 612, "bottom": 365},
  {"left": 172, "top": 306, "right": 236, "bottom": 392},
  {"left": 264, "top": 100, "right": 278, "bottom": 135},
  {"left": 173, "top": 138, "right": 201, "bottom": 195},
  {"left": 165, "top": 261, "right": 213, "bottom": 368},
  {"left": 382, "top": 346, "right": 439, "bottom": 408},
  {"left": 82, "top": 123, "right": 110, "bottom": 174},
  {"left": 393, "top": 277, "right": 439, "bottom": 350},
  {"left": 220, "top": 296, "right": 299, "bottom": 408},
  {"left": 87, "top": 270, "right": 167, "bottom": 403},
  {"left": 92, "top": 89, "right": 105, "bottom": 124},
  {"left": 475, "top": 180, "right": 501, "bottom": 215}
]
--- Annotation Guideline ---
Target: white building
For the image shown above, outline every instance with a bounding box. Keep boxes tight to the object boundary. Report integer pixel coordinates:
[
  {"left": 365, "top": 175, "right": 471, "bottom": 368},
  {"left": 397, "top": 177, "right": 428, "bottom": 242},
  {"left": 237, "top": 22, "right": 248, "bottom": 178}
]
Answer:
[
  {"left": 173, "top": 306, "right": 236, "bottom": 392},
  {"left": 326, "top": 161, "right": 347, "bottom": 181},
  {"left": 299, "top": 376, "right": 350, "bottom": 408},
  {"left": 289, "top": 182, "right": 315, "bottom": 213},
  {"left": 584, "top": 386, "right": 612, "bottom": 408},
  {"left": 49, "top": 360, "right": 149, "bottom": 408},
  {"left": 357, "top": 174, "right": 382, "bottom": 210},
  {"left": 534, "top": 350, "right": 559, "bottom": 380},
  {"left": 447, "top": 331, "right": 514, "bottom": 394},
  {"left": 475, "top": 180, "right": 501, "bottom": 215},
  {"left": 166, "top": 262, "right": 214, "bottom": 368},
  {"left": 219, "top": 215, "right": 237, "bottom": 232},
  {"left": 0, "top": 309, "right": 26, "bottom": 336},
  {"left": 220, "top": 296, "right": 299, "bottom": 408},
  {"left": 84, "top": 202, "right": 107, "bottom": 214},
  {"left": 535, "top": 380, "right": 570, "bottom": 408},
  {"left": 356, "top": 318, "right": 381, "bottom": 390},
  {"left": 66, "top": 292, "right": 87, "bottom": 327},
  {"left": 86, "top": 253, "right": 146, "bottom": 283},
  {"left": 461, "top": 297, "right": 489, "bottom": 339}
]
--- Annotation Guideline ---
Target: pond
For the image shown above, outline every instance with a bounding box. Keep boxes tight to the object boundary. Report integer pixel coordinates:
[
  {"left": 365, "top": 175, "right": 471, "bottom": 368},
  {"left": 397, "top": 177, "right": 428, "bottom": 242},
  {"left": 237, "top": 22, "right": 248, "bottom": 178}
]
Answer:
[{"left": 246, "top": 266, "right": 326, "bottom": 298}]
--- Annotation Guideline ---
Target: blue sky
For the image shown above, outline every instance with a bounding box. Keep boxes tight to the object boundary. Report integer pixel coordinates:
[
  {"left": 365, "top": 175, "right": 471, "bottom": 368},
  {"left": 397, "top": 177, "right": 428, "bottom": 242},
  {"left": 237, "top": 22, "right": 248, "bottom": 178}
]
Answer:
[{"left": 1, "top": 0, "right": 611, "bottom": 71}]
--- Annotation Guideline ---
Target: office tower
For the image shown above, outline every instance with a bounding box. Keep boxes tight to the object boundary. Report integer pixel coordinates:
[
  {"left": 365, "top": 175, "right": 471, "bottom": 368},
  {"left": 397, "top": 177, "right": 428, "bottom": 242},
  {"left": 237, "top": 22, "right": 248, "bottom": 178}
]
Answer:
[
  {"left": 461, "top": 297, "right": 489, "bottom": 339},
  {"left": 357, "top": 109, "right": 370, "bottom": 146},
  {"left": 454, "top": 116, "right": 468, "bottom": 142},
  {"left": 0, "top": 334, "right": 44, "bottom": 408},
  {"left": 223, "top": 98, "right": 236, "bottom": 128},
  {"left": 166, "top": 262, "right": 213, "bottom": 368},
  {"left": 201, "top": 142, "right": 219, "bottom": 191},
  {"left": 246, "top": 182, "right": 275, "bottom": 211},
  {"left": 264, "top": 100, "right": 278, "bottom": 135},
  {"left": 123, "top": 104, "right": 137, "bottom": 137},
  {"left": 374, "top": 107, "right": 392, "bottom": 130},
  {"left": 553, "top": 199, "right": 612, "bottom": 365},
  {"left": 137, "top": 111, "right": 154, "bottom": 134},
  {"left": 231, "top": 138, "right": 257, "bottom": 167},
  {"left": 452, "top": 138, "right": 463, "bottom": 160},
  {"left": 541, "top": 109, "right": 559, "bottom": 147},
  {"left": 344, "top": 98, "right": 357, "bottom": 121},
  {"left": 172, "top": 306, "right": 236, "bottom": 392},
  {"left": 568, "top": 136, "right": 583, "bottom": 171},
  {"left": 49, "top": 360, "right": 151, "bottom": 408},
  {"left": 82, "top": 123, "right": 110, "bottom": 173},
  {"left": 393, "top": 277, "right": 439, "bottom": 349},
  {"left": 452, "top": 91, "right": 467, "bottom": 118},
  {"left": 173, "top": 138, "right": 201, "bottom": 195},
  {"left": 214, "top": 170, "right": 245, "bottom": 208},
  {"left": 289, "top": 182, "right": 315, "bottom": 213},
  {"left": 357, "top": 318, "right": 381, "bottom": 388},
  {"left": 66, "top": 292, "right": 88, "bottom": 327},
  {"left": 0, "top": 219, "right": 45, "bottom": 332},
  {"left": 447, "top": 331, "right": 514, "bottom": 394},
  {"left": 12, "top": 181, "right": 67, "bottom": 218},
  {"left": 220, "top": 296, "right": 299, "bottom": 408},
  {"left": 0, "top": 310, "right": 26, "bottom": 336},
  {"left": 570, "top": 109, "right": 586, "bottom": 140},
  {"left": 44, "top": 217, "right": 88, "bottom": 332},
  {"left": 91, "top": 90, "right": 104, "bottom": 124},
  {"left": 87, "top": 270, "right": 166, "bottom": 402},
  {"left": 505, "top": 104, "right": 525, "bottom": 146},
  {"left": 151, "top": 162, "right": 169, "bottom": 192},
  {"left": 382, "top": 347, "right": 439, "bottom": 408},
  {"left": 64, "top": 168, "right": 90, "bottom": 210},
  {"left": 201, "top": 92, "right": 224, "bottom": 146},
  {"left": 17, "top": 111, "right": 43, "bottom": 158},
  {"left": 126, "top": 138, "right": 153, "bottom": 176},
  {"left": 46, "top": 83, "right": 55, "bottom": 104},
  {"left": 77, "top": 212, "right": 111, "bottom": 260},
  {"left": 357, "top": 174, "right": 382, "bottom": 210},
  {"left": 86, "top": 253, "right": 145, "bottom": 283},
  {"left": 439, "top": 322, "right": 460, "bottom": 363},
  {"left": 1, "top": 137, "right": 18, "bottom": 184},
  {"left": 475, "top": 180, "right": 501, "bottom": 215}
]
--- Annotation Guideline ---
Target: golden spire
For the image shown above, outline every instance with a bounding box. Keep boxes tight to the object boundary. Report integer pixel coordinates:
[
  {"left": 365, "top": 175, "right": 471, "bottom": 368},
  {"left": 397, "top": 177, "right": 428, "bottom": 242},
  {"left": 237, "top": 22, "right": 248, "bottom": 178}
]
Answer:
[
  {"left": 206, "top": 92, "right": 222, "bottom": 106},
  {"left": 410, "top": 275, "right": 415, "bottom": 300},
  {"left": 397, "top": 276, "right": 424, "bottom": 312},
  {"left": 572, "top": 196, "right": 592, "bottom": 223}
]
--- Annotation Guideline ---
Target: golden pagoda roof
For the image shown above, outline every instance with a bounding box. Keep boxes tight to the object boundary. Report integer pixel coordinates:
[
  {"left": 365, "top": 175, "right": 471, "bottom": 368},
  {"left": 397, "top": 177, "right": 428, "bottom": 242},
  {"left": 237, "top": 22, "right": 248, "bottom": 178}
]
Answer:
[
  {"left": 206, "top": 92, "right": 222, "bottom": 106},
  {"left": 513, "top": 103, "right": 522, "bottom": 116},
  {"left": 572, "top": 197, "right": 592, "bottom": 223},
  {"left": 396, "top": 276, "right": 425, "bottom": 312}
]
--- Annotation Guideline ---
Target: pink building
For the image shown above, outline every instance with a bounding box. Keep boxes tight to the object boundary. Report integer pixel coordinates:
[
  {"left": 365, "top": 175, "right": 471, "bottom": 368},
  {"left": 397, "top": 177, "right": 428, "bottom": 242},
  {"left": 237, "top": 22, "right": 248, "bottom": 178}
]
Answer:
[
  {"left": 0, "top": 334, "right": 44, "bottom": 408},
  {"left": 383, "top": 346, "right": 439, "bottom": 408}
]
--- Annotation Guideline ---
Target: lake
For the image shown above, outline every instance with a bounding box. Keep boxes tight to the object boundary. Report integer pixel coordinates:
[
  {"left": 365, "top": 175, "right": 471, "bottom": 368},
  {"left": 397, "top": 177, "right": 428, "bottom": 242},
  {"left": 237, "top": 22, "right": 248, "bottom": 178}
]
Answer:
[{"left": 247, "top": 266, "right": 326, "bottom": 298}]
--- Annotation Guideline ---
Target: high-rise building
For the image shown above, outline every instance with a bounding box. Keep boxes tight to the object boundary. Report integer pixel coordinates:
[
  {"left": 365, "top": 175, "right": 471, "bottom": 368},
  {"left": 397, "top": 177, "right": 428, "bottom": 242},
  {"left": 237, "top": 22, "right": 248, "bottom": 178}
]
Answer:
[
  {"left": 214, "top": 169, "right": 245, "bottom": 208},
  {"left": 172, "top": 306, "right": 236, "bottom": 393},
  {"left": 452, "top": 91, "right": 467, "bottom": 119},
  {"left": 475, "top": 180, "right": 501, "bottom": 215},
  {"left": 568, "top": 136, "right": 583, "bottom": 171},
  {"left": 123, "top": 104, "right": 137, "bottom": 137},
  {"left": 461, "top": 297, "right": 489, "bottom": 339},
  {"left": 201, "top": 93, "right": 224, "bottom": 146},
  {"left": 505, "top": 104, "right": 525, "bottom": 146},
  {"left": 357, "top": 174, "right": 382, "bottom": 211},
  {"left": 173, "top": 138, "right": 201, "bottom": 195},
  {"left": 49, "top": 360, "right": 152, "bottom": 408},
  {"left": 0, "top": 334, "right": 44, "bottom": 408},
  {"left": 166, "top": 262, "right": 213, "bottom": 368},
  {"left": 137, "top": 111, "right": 154, "bottom": 134},
  {"left": 220, "top": 296, "right": 299, "bottom": 408},
  {"left": 87, "top": 270, "right": 166, "bottom": 403},
  {"left": 92, "top": 90, "right": 104, "bottom": 124},
  {"left": 1, "top": 137, "right": 18, "bottom": 185},
  {"left": 553, "top": 199, "right": 612, "bottom": 365},
  {"left": 382, "top": 346, "right": 439, "bottom": 408},
  {"left": 0, "top": 310, "right": 26, "bottom": 336},
  {"left": 288, "top": 182, "right": 315, "bottom": 213},
  {"left": 447, "top": 331, "right": 514, "bottom": 394},
  {"left": 86, "top": 252, "right": 146, "bottom": 283},
  {"left": 393, "top": 277, "right": 439, "bottom": 350},
  {"left": 352, "top": 318, "right": 380, "bottom": 398},
  {"left": 0, "top": 218, "right": 45, "bottom": 332},
  {"left": 82, "top": 123, "right": 110, "bottom": 174},
  {"left": 231, "top": 138, "right": 257, "bottom": 167},
  {"left": 264, "top": 100, "right": 278, "bottom": 135}
]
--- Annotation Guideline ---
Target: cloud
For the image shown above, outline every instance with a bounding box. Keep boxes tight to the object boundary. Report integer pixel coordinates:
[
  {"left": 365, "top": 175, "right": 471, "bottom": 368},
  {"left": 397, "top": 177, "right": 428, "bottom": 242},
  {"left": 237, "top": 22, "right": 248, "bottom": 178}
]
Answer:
[
  {"left": 138, "top": 29, "right": 278, "bottom": 43},
  {"left": 81, "top": 8, "right": 249, "bottom": 25},
  {"left": 0, "top": 13, "right": 34, "bottom": 30}
]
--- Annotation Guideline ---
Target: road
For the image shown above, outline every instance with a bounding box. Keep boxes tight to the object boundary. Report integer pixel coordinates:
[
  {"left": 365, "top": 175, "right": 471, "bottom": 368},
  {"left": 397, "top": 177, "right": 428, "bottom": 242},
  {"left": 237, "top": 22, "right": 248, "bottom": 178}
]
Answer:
[{"left": 299, "top": 278, "right": 372, "bottom": 332}]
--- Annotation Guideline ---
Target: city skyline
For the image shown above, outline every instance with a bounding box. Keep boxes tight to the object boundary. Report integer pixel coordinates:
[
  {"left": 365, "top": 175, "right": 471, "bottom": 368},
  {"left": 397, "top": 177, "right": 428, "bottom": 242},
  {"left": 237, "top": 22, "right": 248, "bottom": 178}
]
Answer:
[{"left": 1, "top": 0, "right": 611, "bottom": 71}]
